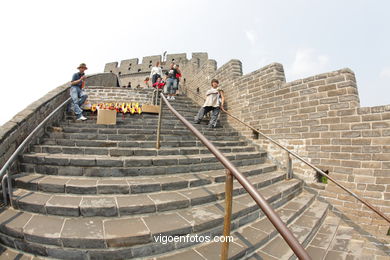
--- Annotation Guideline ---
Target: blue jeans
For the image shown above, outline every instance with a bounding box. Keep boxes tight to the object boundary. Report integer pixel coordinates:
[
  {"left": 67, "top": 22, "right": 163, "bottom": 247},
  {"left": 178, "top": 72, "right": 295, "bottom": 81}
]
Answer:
[
  {"left": 165, "top": 78, "right": 177, "bottom": 94},
  {"left": 194, "top": 106, "right": 220, "bottom": 127},
  {"left": 70, "top": 86, "right": 88, "bottom": 116}
]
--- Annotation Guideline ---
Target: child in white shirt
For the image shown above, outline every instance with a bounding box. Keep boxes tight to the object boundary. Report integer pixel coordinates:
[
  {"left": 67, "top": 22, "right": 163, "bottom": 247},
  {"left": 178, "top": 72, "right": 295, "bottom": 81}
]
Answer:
[{"left": 194, "top": 79, "right": 225, "bottom": 128}]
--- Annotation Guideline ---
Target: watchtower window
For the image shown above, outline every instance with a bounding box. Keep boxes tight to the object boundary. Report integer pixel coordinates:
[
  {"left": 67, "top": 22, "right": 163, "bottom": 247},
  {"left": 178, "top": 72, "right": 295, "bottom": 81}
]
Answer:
[
  {"left": 118, "top": 72, "right": 121, "bottom": 75},
  {"left": 138, "top": 69, "right": 142, "bottom": 72},
  {"left": 110, "top": 70, "right": 112, "bottom": 73},
  {"left": 149, "top": 65, "right": 152, "bottom": 68},
  {"left": 149, "top": 60, "right": 152, "bottom": 63},
  {"left": 128, "top": 67, "right": 131, "bottom": 70}
]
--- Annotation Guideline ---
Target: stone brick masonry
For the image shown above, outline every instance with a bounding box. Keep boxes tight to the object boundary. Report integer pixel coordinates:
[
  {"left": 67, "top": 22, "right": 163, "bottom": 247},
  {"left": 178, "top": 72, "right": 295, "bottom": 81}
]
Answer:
[
  {"left": 0, "top": 73, "right": 118, "bottom": 172},
  {"left": 179, "top": 56, "right": 390, "bottom": 236},
  {"left": 83, "top": 87, "right": 154, "bottom": 105}
]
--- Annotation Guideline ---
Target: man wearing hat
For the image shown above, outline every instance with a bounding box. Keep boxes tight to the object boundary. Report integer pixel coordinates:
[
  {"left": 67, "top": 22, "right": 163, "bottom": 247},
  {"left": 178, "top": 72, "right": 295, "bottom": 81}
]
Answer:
[{"left": 70, "top": 63, "right": 89, "bottom": 120}]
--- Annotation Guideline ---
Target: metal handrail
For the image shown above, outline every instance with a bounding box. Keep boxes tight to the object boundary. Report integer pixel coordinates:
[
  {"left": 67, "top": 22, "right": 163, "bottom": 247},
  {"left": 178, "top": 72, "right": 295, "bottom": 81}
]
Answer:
[
  {"left": 157, "top": 93, "right": 311, "bottom": 260},
  {"left": 184, "top": 87, "right": 390, "bottom": 224},
  {"left": 0, "top": 97, "right": 72, "bottom": 206}
]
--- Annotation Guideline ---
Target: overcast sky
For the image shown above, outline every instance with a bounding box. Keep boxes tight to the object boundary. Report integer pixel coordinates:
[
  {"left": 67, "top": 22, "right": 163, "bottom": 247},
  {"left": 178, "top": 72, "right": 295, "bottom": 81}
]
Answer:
[{"left": 1, "top": 0, "right": 389, "bottom": 126}]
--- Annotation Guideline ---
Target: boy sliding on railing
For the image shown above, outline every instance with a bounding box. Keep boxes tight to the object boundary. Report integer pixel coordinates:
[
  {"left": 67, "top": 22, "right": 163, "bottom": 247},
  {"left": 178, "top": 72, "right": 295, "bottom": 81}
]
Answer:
[{"left": 194, "top": 79, "right": 225, "bottom": 128}]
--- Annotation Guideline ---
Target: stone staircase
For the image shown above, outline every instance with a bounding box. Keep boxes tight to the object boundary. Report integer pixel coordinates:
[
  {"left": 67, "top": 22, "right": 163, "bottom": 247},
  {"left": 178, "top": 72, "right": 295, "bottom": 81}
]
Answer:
[{"left": 0, "top": 95, "right": 343, "bottom": 259}]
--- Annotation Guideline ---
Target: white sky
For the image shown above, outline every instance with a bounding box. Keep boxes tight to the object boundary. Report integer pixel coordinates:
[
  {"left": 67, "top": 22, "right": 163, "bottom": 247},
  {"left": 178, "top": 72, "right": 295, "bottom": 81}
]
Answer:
[{"left": 1, "top": 0, "right": 389, "bottom": 126}]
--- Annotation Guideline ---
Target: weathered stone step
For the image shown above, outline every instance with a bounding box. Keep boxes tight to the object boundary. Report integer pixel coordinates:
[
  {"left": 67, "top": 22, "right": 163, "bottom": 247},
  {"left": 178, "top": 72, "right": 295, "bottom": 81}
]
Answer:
[
  {"left": 54, "top": 126, "right": 239, "bottom": 137},
  {"left": 15, "top": 163, "right": 277, "bottom": 195},
  {"left": 0, "top": 179, "right": 302, "bottom": 258},
  {"left": 153, "top": 192, "right": 327, "bottom": 260},
  {"left": 41, "top": 138, "right": 249, "bottom": 149},
  {"left": 21, "top": 151, "right": 264, "bottom": 169},
  {"left": 155, "top": 193, "right": 322, "bottom": 260},
  {"left": 247, "top": 201, "right": 328, "bottom": 260},
  {"left": 63, "top": 116, "right": 227, "bottom": 126},
  {"left": 47, "top": 132, "right": 242, "bottom": 142},
  {"left": 60, "top": 121, "right": 230, "bottom": 131},
  {"left": 20, "top": 155, "right": 265, "bottom": 177},
  {"left": 32, "top": 144, "right": 255, "bottom": 157},
  {"left": 65, "top": 113, "right": 197, "bottom": 122},
  {"left": 15, "top": 162, "right": 277, "bottom": 194},
  {"left": 62, "top": 118, "right": 229, "bottom": 130},
  {"left": 0, "top": 244, "right": 45, "bottom": 259},
  {"left": 64, "top": 113, "right": 228, "bottom": 127},
  {"left": 11, "top": 171, "right": 287, "bottom": 217}
]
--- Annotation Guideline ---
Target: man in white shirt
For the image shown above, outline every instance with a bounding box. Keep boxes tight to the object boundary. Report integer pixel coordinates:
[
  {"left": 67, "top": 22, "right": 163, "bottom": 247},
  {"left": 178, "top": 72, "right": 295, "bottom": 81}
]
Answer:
[{"left": 194, "top": 79, "right": 225, "bottom": 128}]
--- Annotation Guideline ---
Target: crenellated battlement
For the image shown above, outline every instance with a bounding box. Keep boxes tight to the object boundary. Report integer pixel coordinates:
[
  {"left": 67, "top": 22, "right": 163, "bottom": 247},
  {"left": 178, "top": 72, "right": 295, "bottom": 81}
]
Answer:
[
  {"left": 104, "top": 52, "right": 210, "bottom": 87},
  {"left": 104, "top": 52, "right": 209, "bottom": 76}
]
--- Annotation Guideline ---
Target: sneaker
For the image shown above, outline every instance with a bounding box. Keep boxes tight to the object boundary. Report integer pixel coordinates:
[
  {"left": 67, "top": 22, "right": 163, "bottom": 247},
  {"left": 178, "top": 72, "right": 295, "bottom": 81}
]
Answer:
[
  {"left": 77, "top": 115, "right": 87, "bottom": 121},
  {"left": 194, "top": 120, "right": 200, "bottom": 124}
]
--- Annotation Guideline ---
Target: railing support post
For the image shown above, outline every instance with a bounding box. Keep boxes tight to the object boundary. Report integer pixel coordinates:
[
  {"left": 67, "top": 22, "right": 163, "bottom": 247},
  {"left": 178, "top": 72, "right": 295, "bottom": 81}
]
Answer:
[
  {"left": 286, "top": 152, "right": 293, "bottom": 179},
  {"left": 221, "top": 169, "right": 233, "bottom": 260},
  {"left": 2, "top": 176, "right": 8, "bottom": 205},
  {"left": 156, "top": 95, "right": 163, "bottom": 149},
  {"left": 6, "top": 170, "right": 14, "bottom": 207}
]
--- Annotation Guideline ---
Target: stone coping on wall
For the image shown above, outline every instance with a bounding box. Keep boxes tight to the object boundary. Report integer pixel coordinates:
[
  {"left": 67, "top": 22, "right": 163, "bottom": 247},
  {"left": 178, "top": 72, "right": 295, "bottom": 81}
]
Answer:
[
  {"left": 0, "top": 83, "right": 69, "bottom": 143},
  {"left": 0, "top": 73, "right": 118, "bottom": 169}
]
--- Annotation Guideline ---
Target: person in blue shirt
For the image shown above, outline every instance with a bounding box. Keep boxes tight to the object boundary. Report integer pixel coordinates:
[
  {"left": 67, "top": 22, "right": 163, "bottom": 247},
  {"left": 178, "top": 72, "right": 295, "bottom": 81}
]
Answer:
[{"left": 70, "top": 63, "right": 89, "bottom": 120}]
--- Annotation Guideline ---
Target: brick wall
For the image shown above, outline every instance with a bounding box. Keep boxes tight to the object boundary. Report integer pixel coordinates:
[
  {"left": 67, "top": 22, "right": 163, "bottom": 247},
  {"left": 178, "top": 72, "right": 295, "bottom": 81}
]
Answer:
[
  {"left": 105, "top": 52, "right": 210, "bottom": 92},
  {"left": 83, "top": 87, "right": 155, "bottom": 105},
  {"left": 0, "top": 84, "right": 69, "bottom": 171},
  {"left": 182, "top": 59, "right": 389, "bottom": 235},
  {"left": 0, "top": 73, "right": 119, "bottom": 171}
]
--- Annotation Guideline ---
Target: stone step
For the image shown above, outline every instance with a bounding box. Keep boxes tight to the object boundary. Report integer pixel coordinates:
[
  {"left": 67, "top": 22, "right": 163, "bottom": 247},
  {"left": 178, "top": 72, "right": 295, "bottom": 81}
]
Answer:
[
  {"left": 0, "top": 179, "right": 302, "bottom": 258},
  {"left": 40, "top": 138, "right": 250, "bottom": 149},
  {"left": 0, "top": 244, "right": 45, "bottom": 260},
  {"left": 65, "top": 113, "right": 198, "bottom": 122},
  {"left": 54, "top": 126, "right": 240, "bottom": 137},
  {"left": 15, "top": 163, "right": 277, "bottom": 195},
  {"left": 247, "top": 201, "right": 329, "bottom": 260},
  {"left": 21, "top": 150, "right": 264, "bottom": 168},
  {"left": 64, "top": 113, "right": 227, "bottom": 125},
  {"left": 62, "top": 118, "right": 229, "bottom": 129},
  {"left": 11, "top": 170, "right": 287, "bottom": 217},
  {"left": 20, "top": 155, "right": 266, "bottom": 177},
  {"left": 47, "top": 132, "right": 242, "bottom": 142},
  {"left": 59, "top": 121, "right": 229, "bottom": 130},
  {"left": 31, "top": 144, "right": 255, "bottom": 157},
  {"left": 301, "top": 212, "right": 387, "bottom": 260},
  {"left": 156, "top": 193, "right": 324, "bottom": 260}
]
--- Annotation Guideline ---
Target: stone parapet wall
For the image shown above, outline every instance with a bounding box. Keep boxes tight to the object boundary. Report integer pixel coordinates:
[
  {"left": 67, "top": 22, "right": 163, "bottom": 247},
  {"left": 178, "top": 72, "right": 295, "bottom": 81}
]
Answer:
[
  {"left": 83, "top": 86, "right": 155, "bottom": 105},
  {"left": 181, "top": 57, "right": 390, "bottom": 235},
  {"left": 0, "top": 84, "right": 69, "bottom": 171},
  {"left": 0, "top": 73, "right": 119, "bottom": 171},
  {"left": 105, "top": 52, "right": 210, "bottom": 90}
]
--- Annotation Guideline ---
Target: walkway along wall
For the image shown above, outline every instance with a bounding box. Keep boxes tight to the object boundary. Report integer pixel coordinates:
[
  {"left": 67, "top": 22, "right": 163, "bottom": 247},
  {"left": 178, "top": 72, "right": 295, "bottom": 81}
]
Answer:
[{"left": 181, "top": 57, "right": 390, "bottom": 236}]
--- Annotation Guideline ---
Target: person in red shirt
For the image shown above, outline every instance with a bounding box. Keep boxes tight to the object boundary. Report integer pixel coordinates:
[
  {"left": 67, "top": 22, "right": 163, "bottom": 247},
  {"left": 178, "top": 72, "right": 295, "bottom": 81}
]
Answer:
[{"left": 152, "top": 76, "right": 165, "bottom": 89}]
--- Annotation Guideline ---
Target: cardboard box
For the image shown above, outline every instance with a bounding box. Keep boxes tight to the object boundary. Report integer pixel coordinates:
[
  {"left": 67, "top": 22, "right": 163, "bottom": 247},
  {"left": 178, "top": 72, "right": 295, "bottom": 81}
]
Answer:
[
  {"left": 97, "top": 109, "right": 117, "bottom": 125},
  {"left": 142, "top": 105, "right": 160, "bottom": 114}
]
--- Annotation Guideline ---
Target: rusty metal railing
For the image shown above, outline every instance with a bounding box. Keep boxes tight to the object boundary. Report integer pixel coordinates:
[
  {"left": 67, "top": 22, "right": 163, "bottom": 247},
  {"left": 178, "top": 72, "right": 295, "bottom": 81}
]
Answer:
[
  {"left": 183, "top": 87, "right": 390, "bottom": 225},
  {"left": 0, "top": 97, "right": 72, "bottom": 207},
  {"left": 156, "top": 93, "right": 312, "bottom": 260}
]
